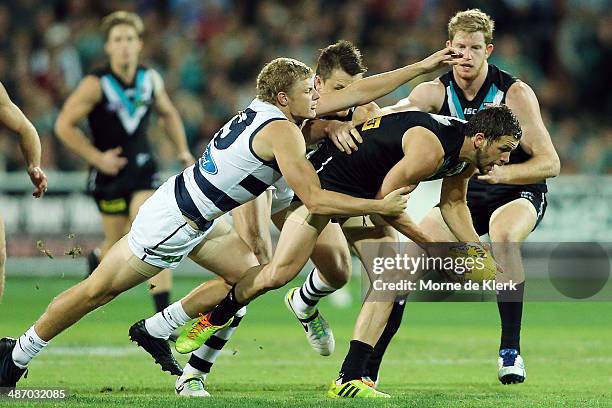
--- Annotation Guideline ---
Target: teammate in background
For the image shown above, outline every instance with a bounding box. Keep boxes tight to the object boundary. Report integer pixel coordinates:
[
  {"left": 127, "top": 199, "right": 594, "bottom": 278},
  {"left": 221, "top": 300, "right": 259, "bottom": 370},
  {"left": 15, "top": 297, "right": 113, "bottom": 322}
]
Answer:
[
  {"left": 0, "top": 82, "right": 48, "bottom": 303},
  {"left": 1, "top": 46, "right": 458, "bottom": 393},
  {"left": 328, "top": 9, "right": 560, "bottom": 387},
  {"left": 180, "top": 106, "right": 521, "bottom": 398},
  {"left": 54, "top": 11, "right": 195, "bottom": 313}
]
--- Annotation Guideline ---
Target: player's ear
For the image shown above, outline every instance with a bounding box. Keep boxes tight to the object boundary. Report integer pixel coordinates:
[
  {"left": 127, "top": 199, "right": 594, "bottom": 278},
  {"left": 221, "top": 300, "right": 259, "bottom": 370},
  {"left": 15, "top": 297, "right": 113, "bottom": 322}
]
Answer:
[
  {"left": 276, "top": 91, "right": 289, "bottom": 107},
  {"left": 314, "top": 75, "right": 322, "bottom": 92},
  {"left": 446, "top": 39, "right": 452, "bottom": 48},
  {"left": 473, "top": 132, "right": 486, "bottom": 149},
  {"left": 485, "top": 43, "right": 494, "bottom": 59}
]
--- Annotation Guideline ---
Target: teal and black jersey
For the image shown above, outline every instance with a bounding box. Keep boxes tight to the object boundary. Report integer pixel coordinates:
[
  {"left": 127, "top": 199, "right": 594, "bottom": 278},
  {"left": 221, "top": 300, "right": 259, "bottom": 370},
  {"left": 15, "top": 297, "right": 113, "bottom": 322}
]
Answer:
[
  {"left": 438, "top": 64, "right": 546, "bottom": 193},
  {"left": 85, "top": 65, "right": 160, "bottom": 204},
  {"left": 308, "top": 111, "right": 470, "bottom": 199},
  {"left": 88, "top": 64, "right": 156, "bottom": 154}
]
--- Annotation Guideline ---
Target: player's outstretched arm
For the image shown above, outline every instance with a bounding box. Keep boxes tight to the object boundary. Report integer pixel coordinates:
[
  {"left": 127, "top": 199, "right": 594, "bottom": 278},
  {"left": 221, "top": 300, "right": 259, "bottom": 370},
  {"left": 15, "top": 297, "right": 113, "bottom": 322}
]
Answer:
[
  {"left": 55, "top": 76, "right": 128, "bottom": 176},
  {"left": 478, "top": 81, "right": 560, "bottom": 185},
  {"left": 151, "top": 70, "right": 195, "bottom": 167},
  {"left": 439, "top": 166, "right": 481, "bottom": 242},
  {"left": 266, "top": 121, "right": 407, "bottom": 217},
  {"left": 315, "top": 47, "right": 460, "bottom": 116},
  {"left": 0, "top": 81, "right": 47, "bottom": 198}
]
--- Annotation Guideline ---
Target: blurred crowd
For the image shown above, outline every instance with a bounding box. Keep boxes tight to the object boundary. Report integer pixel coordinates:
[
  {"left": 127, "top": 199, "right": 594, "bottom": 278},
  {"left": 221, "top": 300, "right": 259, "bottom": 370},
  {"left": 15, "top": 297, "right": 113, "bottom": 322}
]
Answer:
[{"left": 0, "top": 0, "right": 610, "bottom": 176}]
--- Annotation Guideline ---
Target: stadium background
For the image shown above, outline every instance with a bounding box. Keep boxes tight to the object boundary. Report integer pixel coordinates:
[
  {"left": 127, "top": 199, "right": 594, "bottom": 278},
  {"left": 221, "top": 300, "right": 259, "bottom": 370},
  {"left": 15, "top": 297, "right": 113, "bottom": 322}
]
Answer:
[{"left": 0, "top": 1, "right": 610, "bottom": 406}]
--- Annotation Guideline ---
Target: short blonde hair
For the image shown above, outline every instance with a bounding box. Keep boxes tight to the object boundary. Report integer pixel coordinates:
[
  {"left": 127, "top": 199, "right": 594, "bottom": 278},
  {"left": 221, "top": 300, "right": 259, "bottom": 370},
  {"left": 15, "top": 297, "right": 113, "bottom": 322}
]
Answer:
[
  {"left": 448, "top": 9, "right": 495, "bottom": 44},
  {"left": 101, "top": 11, "right": 144, "bottom": 40},
  {"left": 256, "top": 58, "right": 313, "bottom": 104}
]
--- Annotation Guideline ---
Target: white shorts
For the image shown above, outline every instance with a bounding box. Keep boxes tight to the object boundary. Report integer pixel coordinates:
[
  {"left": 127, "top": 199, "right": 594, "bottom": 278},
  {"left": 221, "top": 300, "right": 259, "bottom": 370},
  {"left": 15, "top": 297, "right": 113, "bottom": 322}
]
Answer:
[
  {"left": 270, "top": 177, "right": 294, "bottom": 215},
  {"left": 128, "top": 175, "right": 217, "bottom": 269}
]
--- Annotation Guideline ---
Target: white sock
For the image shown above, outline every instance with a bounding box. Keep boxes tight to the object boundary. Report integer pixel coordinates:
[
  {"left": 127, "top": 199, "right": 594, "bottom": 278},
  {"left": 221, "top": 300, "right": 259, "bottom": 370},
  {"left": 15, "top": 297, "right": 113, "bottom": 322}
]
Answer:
[
  {"left": 182, "top": 363, "right": 207, "bottom": 381},
  {"left": 144, "top": 301, "right": 191, "bottom": 339},
  {"left": 292, "top": 268, "right": 337, "bottom": 318},
  {"left": 12, "top": 326, "right": 48, "bottom": 368}
]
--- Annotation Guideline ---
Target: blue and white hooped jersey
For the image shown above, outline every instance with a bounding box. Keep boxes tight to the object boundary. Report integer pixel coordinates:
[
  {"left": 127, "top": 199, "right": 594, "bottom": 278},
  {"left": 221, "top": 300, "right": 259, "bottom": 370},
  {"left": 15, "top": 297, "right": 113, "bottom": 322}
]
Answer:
[{"left": 175, "top": 99, "right": 288, "bottom": 225}]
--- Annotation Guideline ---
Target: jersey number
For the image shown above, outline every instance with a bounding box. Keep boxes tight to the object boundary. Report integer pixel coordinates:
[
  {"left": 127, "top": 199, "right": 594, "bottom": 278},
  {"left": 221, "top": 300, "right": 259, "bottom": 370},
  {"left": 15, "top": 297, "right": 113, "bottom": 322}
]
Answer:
[
  {"left": 213, "top": 108, "right": 257, "bottom": 150},
  {"left": 361, "top": 117, "right": 381, "bottom": 131}
]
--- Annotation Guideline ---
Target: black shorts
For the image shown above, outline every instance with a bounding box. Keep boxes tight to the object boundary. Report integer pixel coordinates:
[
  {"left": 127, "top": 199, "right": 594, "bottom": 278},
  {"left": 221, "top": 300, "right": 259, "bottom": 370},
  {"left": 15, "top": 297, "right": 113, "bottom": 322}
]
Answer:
[
  {"left": 88, "top": 162, "right": 161, "bottom": 215},
  {"left": 466, "top": 185, "right": 547, "bottom": 237}
]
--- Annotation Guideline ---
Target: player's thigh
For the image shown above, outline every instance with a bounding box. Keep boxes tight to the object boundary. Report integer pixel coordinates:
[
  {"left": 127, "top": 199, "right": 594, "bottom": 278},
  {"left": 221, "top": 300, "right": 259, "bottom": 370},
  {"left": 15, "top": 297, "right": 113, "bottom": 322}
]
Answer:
[
  {"left": 309, "top": 221, "right": 352, "bottom": 286},
  {"left": 419, "top": 206, "right": 459, "bottom": 241},
  {"left": 88, "top": 236, "right": 160, "bottom": 296},
  {"left": 188, "top": 217, "right": 259, "bottom": 284},
  {"left": 269, "top": 203, "right": 330, "bottom": 281},
  {"left": 488, "top": 198, "right": 537, "bottom": 243}
]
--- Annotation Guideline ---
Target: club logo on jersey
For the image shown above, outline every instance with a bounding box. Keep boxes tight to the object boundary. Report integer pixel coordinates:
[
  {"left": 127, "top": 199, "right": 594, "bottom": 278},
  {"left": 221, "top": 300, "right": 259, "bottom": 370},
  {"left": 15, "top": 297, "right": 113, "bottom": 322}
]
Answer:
[
  {"left": 362, "top": 117, "right": 382, "bottom": 131},
  {"left": 200, "top": 144, "right": 218, "bottom": 175},
  {"left": 464, "top": 107, "right": 479, "bottom": 115}
]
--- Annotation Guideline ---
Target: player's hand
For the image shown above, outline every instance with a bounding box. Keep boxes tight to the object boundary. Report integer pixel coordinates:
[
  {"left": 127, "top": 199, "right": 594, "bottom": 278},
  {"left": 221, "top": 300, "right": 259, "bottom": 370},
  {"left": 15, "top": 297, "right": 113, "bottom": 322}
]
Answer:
[
  {"left": 177, "top": 151, "right": 196, "bottom": 167},
  {"left": 27, "top": 165, "right": 48, "bottom": 198},
  {"left": 417, "top": 47, "right": 463, "bottom": 73},
  {"left": 327, "top": 121, "right": 362, "bottom": 154},
  {"left": 477, "top": 165, "right": 507, "bottom": 184},
  {"left": 379, "top": 186, "right": 410, "bottom": 216},
  {"left": 95, "top": 147, "right": 128, "bottom": 176}
]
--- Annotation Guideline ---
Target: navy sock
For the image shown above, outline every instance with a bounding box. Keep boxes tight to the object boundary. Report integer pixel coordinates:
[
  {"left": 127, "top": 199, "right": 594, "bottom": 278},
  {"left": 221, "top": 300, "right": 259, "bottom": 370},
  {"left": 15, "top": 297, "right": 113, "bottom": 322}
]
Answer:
[
  {"left": 339, "top": 340, "right": 373, "bottom": 383},
  {"left": 209, "top": 287, "right": 247, "bottom": 326},
  {"left": 497, "top": 282, "right": 524, "bottom": 353},
  {"left": 152, "top": 291, "right": 170, "bottom": 313},
  {"left": 365, "top": 300, "right": 406, "bottom": 381}
]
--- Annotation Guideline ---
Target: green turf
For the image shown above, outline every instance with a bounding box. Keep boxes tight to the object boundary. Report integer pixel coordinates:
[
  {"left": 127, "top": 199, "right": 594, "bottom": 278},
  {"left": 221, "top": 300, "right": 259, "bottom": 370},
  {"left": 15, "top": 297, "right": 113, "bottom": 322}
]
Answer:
[{"left": 1, "top": 275, "right": 611, "bottom": 407}]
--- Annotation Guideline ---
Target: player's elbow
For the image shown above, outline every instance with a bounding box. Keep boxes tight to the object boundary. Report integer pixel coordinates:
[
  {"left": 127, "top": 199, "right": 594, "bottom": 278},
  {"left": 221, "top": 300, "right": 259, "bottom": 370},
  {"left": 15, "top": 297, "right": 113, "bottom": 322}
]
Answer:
[
  {"left": 54, "top": 117, "right": 70, "bottom": 141},
  {"left": 548, "top": 155, "right": 561, "bottom": 178}
]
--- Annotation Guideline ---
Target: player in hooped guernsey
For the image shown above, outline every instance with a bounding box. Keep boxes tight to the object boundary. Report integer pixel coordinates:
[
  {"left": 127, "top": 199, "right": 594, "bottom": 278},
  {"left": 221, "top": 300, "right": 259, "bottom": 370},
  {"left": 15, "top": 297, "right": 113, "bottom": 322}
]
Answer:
[{"left": 2, "top": 47, "right": 464, "bottom": 393}]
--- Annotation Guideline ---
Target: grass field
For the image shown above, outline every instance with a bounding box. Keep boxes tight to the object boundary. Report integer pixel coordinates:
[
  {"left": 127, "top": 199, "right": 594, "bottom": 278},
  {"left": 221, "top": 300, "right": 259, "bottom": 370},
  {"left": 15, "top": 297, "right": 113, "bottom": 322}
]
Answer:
[{"left": 1, "top": 275, "right": 611, "bottom": 407}]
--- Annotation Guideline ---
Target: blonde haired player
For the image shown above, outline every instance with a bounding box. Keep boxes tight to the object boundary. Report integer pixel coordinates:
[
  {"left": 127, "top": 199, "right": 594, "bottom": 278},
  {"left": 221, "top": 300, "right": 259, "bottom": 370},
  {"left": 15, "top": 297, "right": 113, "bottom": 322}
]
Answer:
[
  {"left": 329, "top": 8, "right": 560, "bottom": 388},
  {"left": 1, "top": 45, "right": 459, "bottom": 394}
]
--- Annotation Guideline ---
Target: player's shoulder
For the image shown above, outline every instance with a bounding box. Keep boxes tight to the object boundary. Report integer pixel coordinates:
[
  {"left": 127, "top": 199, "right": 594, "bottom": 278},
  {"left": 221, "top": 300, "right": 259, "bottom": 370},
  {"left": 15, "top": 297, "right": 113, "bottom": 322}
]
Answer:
[{"left": 506, "top": 80, "right": 537, "bottom": 105}]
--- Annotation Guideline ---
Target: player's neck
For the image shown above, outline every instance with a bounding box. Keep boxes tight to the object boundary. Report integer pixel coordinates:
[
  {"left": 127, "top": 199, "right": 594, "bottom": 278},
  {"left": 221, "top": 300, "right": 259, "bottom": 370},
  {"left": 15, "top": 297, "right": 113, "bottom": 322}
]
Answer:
[
  {"left": 110, "top": 61, "right": 138, "bottom": 84},
  {"left": 453, "top": 63, "right": 489, "bottom": 100},
  {"left": 459, "top": 136, "right": 477, "bottom": 163}
]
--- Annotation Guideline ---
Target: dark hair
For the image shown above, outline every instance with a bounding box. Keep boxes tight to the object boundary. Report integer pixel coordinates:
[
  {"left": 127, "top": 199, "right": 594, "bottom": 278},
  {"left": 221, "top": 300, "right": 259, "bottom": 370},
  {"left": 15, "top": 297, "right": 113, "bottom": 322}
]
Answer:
[
  {"left": 316, "top": 40, "right": 367, "bottom": 80},
  {"left": 465, "top": 105, "right": 522, "bottom": 141}
]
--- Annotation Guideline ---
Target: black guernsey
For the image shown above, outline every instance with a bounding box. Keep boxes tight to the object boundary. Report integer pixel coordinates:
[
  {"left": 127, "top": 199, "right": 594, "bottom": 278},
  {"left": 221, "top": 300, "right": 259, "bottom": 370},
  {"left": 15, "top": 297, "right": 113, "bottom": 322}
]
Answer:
[
  {"left": 308, "top": 111, "right": 470, "bottom": 199},
  {"left": 86, "top": 65, "right": 159, "bottom": 197},
  {"left": 438, "top": 64, "right": 547, "bottom": 193}
]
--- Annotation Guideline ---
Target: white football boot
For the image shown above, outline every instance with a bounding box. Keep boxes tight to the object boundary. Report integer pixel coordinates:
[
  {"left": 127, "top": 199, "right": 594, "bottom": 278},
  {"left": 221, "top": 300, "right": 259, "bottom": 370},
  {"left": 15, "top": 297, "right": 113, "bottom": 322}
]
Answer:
[
  {"left": 175, "top": 373, "right": 210, "bottom": 397},
  {"left": 497, "top": 348, "right": 526, "bottom": 384},
  {"left": 285, "top": 287, "right": 335, "bottom": 356}
]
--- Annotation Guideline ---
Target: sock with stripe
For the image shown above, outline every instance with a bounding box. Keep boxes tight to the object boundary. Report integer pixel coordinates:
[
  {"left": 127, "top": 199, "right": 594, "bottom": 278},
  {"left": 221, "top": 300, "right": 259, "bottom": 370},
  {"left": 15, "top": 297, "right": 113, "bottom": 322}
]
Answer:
[
  {"left": 12, "top": 326, "right": 48, "bottom": 368},
  {"left": 339, "top": 340, "right": 373, "bottom": 383},
  {"left": 144, "top": 300, "right": 192, "bottom": 340},
  {"left": 292, "top": 268, "right": 337, "bottom": 318},
  {"left": 187, "top": 307, "right": 247, "bottom": 375}
]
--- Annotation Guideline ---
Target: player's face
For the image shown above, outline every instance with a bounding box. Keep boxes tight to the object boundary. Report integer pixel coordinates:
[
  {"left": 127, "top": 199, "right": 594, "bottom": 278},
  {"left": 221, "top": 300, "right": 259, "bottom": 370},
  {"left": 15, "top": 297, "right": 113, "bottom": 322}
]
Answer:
[
  {"left": 317, "top": 69, "right": 363, "bottom": 117},
  {"left": 447, "top": 31, "right": 493, "bottom": 81},
  {"left": 287, "top": 78, "right": 320, "bottom": 120},
  {"left": 105, "top": 24, "right": 143, "bottom": 67},
  {"left": 475, "top": 134, "right": 518, "bottom": 174}
]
